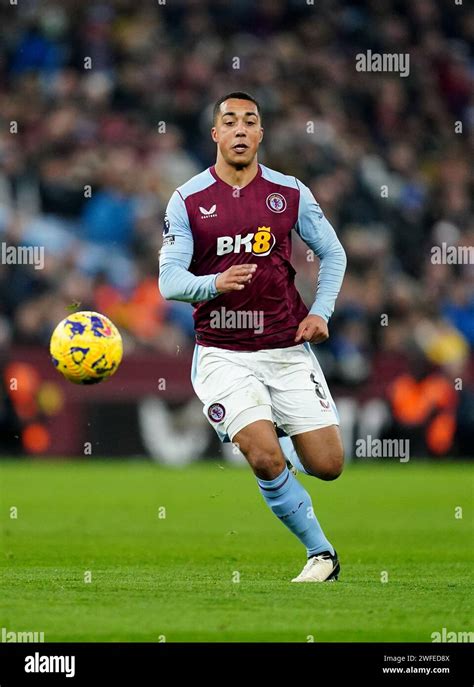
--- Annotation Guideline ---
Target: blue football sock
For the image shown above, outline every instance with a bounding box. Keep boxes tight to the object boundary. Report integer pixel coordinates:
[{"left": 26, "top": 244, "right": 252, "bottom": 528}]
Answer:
[
  {"left": 257, "top": 466, "right": 334, "bottom": 557},
  {"left": 279, "top": 435, "right": 312, "bottom": 475}
]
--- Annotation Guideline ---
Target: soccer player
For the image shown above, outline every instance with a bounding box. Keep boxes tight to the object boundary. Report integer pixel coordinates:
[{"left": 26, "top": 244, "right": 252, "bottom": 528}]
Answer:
[{"left": 159, "top": 92, "right": 347, "bottom": 582}]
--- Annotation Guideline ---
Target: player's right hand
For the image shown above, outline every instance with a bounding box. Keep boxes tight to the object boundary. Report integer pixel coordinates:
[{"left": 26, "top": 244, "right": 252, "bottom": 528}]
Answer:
[{"left": 215, "top": 264, "right": 257, "bottom": 293}]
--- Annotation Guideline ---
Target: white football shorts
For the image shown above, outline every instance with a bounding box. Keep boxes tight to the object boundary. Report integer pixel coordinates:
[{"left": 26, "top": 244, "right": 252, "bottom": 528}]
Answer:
[{"left": 191, "top": 342, "right": 339, "bottom": 443}]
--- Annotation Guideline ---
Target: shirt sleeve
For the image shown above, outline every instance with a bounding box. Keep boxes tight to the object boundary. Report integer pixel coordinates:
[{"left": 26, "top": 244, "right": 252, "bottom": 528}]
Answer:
[
  {"left": 294, "top": 180, "right": 347, "bottom": 321},
  {"left": 158, "top": 190, "right": 220, "bottom": 303}
]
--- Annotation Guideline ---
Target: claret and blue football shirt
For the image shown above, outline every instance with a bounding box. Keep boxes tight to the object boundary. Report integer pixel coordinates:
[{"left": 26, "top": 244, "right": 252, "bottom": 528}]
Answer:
[{"left": 159, "top": 163, "right": 346, "bottom": 351}]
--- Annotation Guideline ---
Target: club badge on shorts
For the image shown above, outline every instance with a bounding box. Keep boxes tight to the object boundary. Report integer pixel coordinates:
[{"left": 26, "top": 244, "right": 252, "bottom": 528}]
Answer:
[
  {"left": 208, "top": 402, "right": 226, "bottom": 422},
  {"left": 266, "top": 192, "right": 287, "bottom": 213}
]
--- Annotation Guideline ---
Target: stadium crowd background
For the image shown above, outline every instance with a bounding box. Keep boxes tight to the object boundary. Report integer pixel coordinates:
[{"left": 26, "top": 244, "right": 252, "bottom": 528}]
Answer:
[{"left": 0, "top": 0, "right": 472, "bottom": 455}]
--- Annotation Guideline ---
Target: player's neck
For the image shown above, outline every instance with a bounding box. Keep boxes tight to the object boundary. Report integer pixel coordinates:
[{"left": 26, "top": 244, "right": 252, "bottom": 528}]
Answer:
[{"left": 213, "top": 157, "right": 259, "bottom": 189}]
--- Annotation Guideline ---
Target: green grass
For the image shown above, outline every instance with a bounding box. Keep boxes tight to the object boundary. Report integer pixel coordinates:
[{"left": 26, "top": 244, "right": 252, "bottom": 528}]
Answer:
[{"left": 1, "top": 459, "right": 472, "bottom": 642}]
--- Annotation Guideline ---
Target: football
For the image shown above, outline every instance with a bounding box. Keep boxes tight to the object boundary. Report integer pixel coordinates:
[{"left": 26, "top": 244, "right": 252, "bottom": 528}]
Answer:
[{"left": 50, "top": 311, "right": 123, "bottom": 384}]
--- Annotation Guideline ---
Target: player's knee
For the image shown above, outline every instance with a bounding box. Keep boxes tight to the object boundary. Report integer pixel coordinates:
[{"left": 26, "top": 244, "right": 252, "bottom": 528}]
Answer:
[
  {"left": 246, "top": 444, "right": 286, "bottom": 480},
  {"left": 318, "top": 449, "right": 344, "bottom": 481}
]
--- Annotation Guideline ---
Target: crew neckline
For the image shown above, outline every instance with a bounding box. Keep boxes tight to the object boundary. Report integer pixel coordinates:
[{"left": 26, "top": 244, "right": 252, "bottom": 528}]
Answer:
[{"left": 210, "top": 163, "right": 262, "bottom": 191}]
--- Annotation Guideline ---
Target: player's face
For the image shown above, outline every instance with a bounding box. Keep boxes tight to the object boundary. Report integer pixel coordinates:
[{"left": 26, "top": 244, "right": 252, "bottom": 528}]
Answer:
[{"left": 211, "top": 99, "right": 263, "bottom": 167}]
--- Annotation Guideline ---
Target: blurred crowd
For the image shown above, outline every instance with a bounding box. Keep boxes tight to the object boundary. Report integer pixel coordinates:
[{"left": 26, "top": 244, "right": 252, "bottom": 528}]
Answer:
[{"left": 0, "top": 0, "right": 472, "bottom": 388}]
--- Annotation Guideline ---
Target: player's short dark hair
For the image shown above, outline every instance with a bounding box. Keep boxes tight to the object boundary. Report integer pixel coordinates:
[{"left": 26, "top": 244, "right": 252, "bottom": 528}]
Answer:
[{"left": 213, "top": 92, "right": 262, "bottom": 124}]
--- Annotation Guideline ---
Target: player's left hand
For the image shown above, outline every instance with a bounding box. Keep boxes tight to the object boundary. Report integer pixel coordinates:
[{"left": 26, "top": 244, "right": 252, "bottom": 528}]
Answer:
[{"left": 294, "top": 315, "right": 329, "bottom": 344}]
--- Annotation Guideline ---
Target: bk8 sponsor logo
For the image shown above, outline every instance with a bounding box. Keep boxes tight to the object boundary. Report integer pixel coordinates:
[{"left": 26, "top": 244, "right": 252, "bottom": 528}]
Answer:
[{"left": 217, "top": 227, "right": 275, "bottom": 256}]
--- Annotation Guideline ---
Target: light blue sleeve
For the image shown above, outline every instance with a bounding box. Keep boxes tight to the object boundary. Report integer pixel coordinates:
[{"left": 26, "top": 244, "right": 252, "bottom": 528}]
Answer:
[
  {"left": 294, "top": 181, "right": 347, "bottom": 321},
  {"left": 158, "top": 190, "right": 220, "bottom": 303}
]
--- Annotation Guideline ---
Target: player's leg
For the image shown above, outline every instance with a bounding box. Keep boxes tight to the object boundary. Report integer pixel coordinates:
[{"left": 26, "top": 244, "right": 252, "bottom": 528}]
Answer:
[
  {"left": 291, "top": 425, "right": 344, "bottom": 481},
  {"left": 270, "top": 343, "right": 344, "bottom": 481},
  {"left": 232, "top": 418, "right": 285, "bottom": 479},
  {"left": 192, "top": 344, "right": 338, "bottom": 581},
  {"left": 232, "top": 419, "right": 336, "bottom": 564},
  {"left": 264, "top": 344, "right": 342, "bottom": 580},
  {"left": 277, "top": 434, "right": 310, "bottom": 475}
]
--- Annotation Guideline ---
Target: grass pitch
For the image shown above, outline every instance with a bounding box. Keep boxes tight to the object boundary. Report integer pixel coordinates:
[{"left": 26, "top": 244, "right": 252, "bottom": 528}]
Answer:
[{"left": 1, "top": 459, "right": 472, "bottom": 642}]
